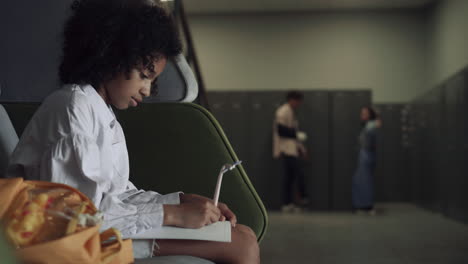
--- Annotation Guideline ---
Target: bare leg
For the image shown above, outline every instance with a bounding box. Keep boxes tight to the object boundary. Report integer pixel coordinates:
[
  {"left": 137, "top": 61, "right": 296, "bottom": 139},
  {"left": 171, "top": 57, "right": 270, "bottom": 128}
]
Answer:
[{"left": 155, "top": 224, "right": 260, "bottom": 264}]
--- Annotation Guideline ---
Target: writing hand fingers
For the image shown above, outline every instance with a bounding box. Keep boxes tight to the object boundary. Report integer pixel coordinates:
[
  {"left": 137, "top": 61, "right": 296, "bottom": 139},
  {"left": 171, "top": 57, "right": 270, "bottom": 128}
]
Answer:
[{"left": 218, "top": 203, "right": 237, "bottom": 227}]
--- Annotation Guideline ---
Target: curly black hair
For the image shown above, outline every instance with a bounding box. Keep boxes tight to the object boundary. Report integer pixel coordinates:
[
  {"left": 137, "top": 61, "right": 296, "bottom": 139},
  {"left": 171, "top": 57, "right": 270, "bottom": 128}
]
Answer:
[
  {"left": 286, "top": 91, "right": 304, "bottom": 101},
  {"left": 364, "top": 106, "right": 378, "bottom": 120},
  {"left": 59, "top": 0, "right": 182, "bottom": 89}
]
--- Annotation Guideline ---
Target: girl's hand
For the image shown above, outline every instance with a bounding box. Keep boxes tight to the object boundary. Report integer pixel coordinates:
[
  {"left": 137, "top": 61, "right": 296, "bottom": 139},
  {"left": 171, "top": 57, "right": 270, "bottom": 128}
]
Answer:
[
  {"left": 217, "top": 202, "right": 237, "bottom": 227},
  {"left": 180, "top": 193, "right": 208, "bottom": 204},
  {"left": 180, "top": 194, "right": 237, "bottom": 227},
  {"left": 163, "top": 199, "right": 221, "bottom": 228}
]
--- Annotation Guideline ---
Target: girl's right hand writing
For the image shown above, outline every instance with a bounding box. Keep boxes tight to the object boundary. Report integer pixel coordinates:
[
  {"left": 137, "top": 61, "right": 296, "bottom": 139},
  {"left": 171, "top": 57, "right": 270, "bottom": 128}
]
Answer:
[{"left": 163, "top": 198, "right": 221, "bottom": 228}]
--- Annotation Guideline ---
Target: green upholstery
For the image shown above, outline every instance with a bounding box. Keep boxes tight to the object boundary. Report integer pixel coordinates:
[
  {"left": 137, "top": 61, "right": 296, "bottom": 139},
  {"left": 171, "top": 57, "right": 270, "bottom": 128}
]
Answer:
[
  {"left": 117, "top": 103, "right": 268, "bottom": 241},
  {"left": 0, "top": 230, "right": 17, "bottom": 264},
  {"left": 1, "top": 102, "right": 268, "bottom": 241}
]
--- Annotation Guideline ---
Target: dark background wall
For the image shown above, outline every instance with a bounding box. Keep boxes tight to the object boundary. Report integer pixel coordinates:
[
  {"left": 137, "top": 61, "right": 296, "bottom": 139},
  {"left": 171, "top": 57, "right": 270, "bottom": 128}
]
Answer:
[{"left": 0, "top": 0, "right": 73, "bottom": 102}]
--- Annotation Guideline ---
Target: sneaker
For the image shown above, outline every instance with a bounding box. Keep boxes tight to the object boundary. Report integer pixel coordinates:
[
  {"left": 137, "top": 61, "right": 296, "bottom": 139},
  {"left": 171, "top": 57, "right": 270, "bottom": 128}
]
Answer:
[
  {"left": 299, "top": 198, "right": 310, "bottom": 207},
  {"left": 281, "top": 204, "right": 295, "bottom": 213},
  {"left": 354, "top": 209, "right": 366, "bottom": 215},
  {"left": 292, "top": 205, "right": 303, "bottom": 213}
]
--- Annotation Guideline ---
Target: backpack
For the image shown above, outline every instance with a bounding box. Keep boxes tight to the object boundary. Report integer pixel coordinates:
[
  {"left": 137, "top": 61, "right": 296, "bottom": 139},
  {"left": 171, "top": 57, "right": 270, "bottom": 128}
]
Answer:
[{"left": 0, "top": 177, "right": 133, "bottom": 264}]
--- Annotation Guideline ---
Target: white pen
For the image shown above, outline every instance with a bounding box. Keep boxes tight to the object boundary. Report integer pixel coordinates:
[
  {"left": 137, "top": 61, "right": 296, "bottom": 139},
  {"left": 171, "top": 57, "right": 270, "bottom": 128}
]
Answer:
[{"left": 213, "top": 160, "right": 242, "bottom": 206}]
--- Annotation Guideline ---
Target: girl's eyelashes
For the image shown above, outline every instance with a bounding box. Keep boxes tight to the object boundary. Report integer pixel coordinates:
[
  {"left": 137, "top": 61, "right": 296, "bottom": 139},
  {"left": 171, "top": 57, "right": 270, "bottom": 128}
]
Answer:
[{"left": 139, "top": 72, "right": 149, "bottom": 80}]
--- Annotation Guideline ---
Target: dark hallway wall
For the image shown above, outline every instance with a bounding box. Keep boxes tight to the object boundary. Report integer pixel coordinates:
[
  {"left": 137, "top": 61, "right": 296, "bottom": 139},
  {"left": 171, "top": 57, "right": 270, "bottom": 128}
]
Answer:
[{"left": 407, "top": 66, "right": 468, "bottom": 224}]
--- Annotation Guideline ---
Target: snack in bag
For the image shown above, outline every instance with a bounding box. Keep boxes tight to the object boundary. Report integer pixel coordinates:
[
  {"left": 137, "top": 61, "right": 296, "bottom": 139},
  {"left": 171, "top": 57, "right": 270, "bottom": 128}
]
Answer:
[{"left": 0, "top": 178, "right": 133, "bottom": 264}]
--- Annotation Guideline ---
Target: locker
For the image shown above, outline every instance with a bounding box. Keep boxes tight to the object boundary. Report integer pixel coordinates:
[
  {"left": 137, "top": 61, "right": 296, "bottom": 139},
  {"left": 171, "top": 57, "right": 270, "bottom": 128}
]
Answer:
[
  {"left": 247, "top": 92, "right": 284, "bottom": 209},
  {"left": 443, "top": 72, "right": 467, "bottom": 222},
  {"left": 374, "top": 104, "right": 409, "bottom": 202},
  {"left": 297, "top": 91, "right": 330, "bottom": 210}
]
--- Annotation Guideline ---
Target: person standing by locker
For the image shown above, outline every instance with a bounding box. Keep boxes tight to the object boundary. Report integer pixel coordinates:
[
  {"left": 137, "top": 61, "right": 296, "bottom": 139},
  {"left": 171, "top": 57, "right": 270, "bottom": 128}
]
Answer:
[
  {"left": 273, "top": 91, "right": 309, "bottom": 213},
  {"left": 352, "top": 106, "right": 381, "bottom": 215}
]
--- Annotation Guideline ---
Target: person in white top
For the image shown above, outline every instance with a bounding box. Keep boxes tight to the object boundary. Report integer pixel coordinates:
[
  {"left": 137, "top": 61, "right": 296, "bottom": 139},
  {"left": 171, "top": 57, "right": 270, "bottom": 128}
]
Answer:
[
  {"left": 7, "top": 0, "right": 259, "bottom": 263},
  {"left": 273, "top": 91, "right": 309, "bottom": 213}
]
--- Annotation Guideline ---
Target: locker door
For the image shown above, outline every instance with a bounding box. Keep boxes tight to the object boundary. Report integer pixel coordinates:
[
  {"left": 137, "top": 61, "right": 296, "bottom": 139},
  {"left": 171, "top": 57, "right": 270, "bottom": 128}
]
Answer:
[
  {"left": 247, "top": 92, "right": 284, "bottom": 209},
  {"left": 208, "top": 92, "right": 251, "bottom": 165},
  {"left": 412, "top": 101, "right": 425, "bottom": 205},
  {"left": 374, "top": 104, "right": 408, "bottom": 202},
  {"left": 444, "top": 72, "right": 467, "bottom": 222},
  {"left": 419, "top": 88, "right": 443, "bottom": 212},
  {"left": 461, "top": 70, "right": 468, "bottom": 223},
  {"left": 297, "top": 91, "right": 330, "bottom": 210}
]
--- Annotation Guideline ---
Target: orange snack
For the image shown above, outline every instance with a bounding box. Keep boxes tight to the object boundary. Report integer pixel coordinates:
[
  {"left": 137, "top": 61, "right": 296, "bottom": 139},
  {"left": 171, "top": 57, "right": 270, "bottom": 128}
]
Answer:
[{"left": 5, "top": 193, "right": 50, "bottom": 247}]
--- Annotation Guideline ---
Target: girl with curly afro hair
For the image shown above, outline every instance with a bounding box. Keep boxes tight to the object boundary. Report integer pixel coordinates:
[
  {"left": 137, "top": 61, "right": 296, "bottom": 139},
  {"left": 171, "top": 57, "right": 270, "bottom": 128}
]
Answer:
[{"left": 7, "top": 0, "right": 259, "bottom": 263}]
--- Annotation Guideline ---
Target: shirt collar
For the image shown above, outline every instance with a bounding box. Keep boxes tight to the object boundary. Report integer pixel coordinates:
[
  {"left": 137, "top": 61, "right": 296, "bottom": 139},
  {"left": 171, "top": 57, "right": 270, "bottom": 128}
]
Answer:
[{"left": 81, "top": 84, "right": 117, "bottom": 128}]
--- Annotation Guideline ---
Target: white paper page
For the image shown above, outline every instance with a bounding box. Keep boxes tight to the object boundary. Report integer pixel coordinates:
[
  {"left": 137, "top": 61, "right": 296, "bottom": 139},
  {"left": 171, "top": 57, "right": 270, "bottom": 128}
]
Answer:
[{"left": 127, "top": 221, "right": 232, "bottom": 242}]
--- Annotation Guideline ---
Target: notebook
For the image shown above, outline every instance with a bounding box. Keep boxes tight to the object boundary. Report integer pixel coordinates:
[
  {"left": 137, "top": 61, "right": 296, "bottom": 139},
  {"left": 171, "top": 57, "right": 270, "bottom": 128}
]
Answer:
[
  {"left": 128, "top": 221, "right": 232, "bottom": 242},
  {"left": 127, "top": 162, "right": 242, "bottom": 243}
]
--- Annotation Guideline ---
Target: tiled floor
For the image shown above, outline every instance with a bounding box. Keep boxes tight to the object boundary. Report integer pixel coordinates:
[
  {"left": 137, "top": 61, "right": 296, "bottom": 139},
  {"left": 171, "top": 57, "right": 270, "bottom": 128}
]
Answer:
[{"left": 260, "top": 203, "right": 468, "bottom": 264}]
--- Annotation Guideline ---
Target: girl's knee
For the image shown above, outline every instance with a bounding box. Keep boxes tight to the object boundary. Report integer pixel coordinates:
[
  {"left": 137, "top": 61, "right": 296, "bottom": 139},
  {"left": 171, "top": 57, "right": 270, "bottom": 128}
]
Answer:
[
  {"left": 233, "top": 225, "right": 260, "bottom": 264},
  {"left": 236, "top": 223, "right": 254, "bottom": 235}
]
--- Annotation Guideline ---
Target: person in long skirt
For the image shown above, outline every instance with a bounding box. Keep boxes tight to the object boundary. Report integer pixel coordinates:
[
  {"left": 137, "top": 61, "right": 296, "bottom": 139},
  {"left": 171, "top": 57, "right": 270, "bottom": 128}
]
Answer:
[{"left": 352, "top": 107, "right": 381, "bottom": 215}]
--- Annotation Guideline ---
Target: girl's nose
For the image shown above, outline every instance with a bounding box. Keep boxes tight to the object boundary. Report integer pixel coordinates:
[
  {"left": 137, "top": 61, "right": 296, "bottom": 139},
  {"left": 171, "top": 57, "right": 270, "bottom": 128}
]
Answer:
[{"left": 141, "top": 86, "right": 151, "bottom": 97}]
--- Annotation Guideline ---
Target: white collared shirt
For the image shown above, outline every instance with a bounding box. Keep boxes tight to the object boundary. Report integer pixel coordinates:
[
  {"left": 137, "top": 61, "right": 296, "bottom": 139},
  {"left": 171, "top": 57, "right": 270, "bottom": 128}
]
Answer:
[
  {"left": 272, "top": 103, "right": 304, "bottom": 158},
  {"left": 7, "top": 84, "right": 180, "bottom": 257}
]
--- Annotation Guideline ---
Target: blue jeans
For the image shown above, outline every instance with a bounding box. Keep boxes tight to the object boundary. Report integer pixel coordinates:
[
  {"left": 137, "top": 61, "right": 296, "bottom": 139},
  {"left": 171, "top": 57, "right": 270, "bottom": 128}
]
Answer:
[{"left": 282, "top": 154, "right": 306, "bottom": 205}]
